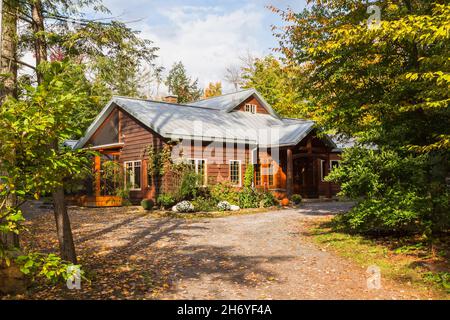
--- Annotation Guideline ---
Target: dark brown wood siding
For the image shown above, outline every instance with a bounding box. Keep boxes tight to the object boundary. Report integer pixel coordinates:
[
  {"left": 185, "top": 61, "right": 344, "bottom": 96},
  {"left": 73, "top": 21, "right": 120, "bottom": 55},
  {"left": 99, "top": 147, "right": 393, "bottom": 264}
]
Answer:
[
  {"left": 118, "top": 108, "right": 166, "bottom": 201},
  {"left": 87, "top": 106, "right": 341, "bottom": 202},
  {"left": 178, "top": 141, "right": 251, "bottom": 186}
]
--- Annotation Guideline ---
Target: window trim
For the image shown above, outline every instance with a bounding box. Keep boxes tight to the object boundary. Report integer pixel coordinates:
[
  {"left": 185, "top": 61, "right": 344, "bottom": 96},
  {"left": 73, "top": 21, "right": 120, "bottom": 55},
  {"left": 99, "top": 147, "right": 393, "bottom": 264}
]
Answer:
[
  {"left": 251, "top": 147, "right": 258, "bottom": 165},
  {"left": 268, "top": 170, "right": 274, "bottom": 186},
  {"left": 229, "top": 160, "right": 242, "bottom": 187},
  {"left": 244, "top": 103, "right": 257, "bottom": 114},
  {"left": 330, "top": 160, "right": 341, "bottom": 170},
  {"left": 124, "top": 160, "right": 142, "bottom": 191},
  {"left": 187, "top": 158, "right": 208, "bottom": 186},
  {"left": 320, "top": 159, "right": 326, "bottom": 182},
  {"left": 255, "top": 164, "right": 261, "bottom": 186}
]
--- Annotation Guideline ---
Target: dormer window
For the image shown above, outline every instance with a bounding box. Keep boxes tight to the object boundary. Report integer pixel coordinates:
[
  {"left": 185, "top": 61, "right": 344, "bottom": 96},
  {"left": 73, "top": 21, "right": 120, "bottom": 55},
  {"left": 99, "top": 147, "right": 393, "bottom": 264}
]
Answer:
[{"left": 244, "top": 104, "right": 257, "bottom": 114}]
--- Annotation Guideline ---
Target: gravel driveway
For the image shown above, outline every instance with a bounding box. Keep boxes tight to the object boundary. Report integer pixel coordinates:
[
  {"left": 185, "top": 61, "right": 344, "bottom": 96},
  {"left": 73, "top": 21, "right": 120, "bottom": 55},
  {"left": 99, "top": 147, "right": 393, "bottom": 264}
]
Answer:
[
  {"left": 21, "top": 201, "right": 427, "bottom": 300},
  {"left": 158, "top": 202, "right": 425, "bottom": 300}
]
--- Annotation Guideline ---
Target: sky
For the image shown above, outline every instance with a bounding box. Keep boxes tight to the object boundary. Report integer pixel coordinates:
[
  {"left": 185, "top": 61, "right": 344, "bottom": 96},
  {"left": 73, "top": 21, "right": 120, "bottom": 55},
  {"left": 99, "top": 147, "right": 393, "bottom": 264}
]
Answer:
[{"left": 96, "top": 0, "right": 308, "bottom": 94}]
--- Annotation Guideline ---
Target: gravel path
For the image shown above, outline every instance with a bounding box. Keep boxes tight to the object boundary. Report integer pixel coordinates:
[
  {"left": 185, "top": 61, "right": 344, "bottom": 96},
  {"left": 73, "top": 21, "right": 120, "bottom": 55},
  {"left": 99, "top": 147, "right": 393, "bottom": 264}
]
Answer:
[
  {"left": 20, "top": 201, "right": 428, "bottom": 300},
  {"left": 158, "top": 202, "right": 425, "bottom": 300}
]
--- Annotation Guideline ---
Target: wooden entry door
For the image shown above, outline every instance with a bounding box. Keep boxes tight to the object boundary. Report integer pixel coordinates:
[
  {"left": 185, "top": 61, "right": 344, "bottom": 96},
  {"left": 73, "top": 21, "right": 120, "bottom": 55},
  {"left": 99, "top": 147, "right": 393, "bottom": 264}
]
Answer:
[{"left": 293, "top": 157, "right": 318, "bottom": 198}]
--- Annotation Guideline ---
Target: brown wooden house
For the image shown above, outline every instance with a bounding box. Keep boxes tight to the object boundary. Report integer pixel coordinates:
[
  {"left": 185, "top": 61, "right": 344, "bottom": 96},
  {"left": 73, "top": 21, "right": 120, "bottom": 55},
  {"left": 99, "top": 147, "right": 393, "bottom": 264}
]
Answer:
[{"left": 73, "top": 89, "right": 344, "bottom": 206}]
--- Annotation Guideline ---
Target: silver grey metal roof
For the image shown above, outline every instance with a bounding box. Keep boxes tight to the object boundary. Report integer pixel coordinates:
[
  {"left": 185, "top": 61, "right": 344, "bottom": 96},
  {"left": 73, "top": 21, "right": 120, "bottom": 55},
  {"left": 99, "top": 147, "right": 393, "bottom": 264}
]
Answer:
[
  {"left": 330, "top": 134, "right": 377, "bottom": 152},
  {"left": 63, "top": 140, "right": 79, "bottom": 149},
  {"left": 189, "top": 88, "right": 280, "bottom": 118},
  {"left": 190, "top": 89, "right": 254, "bottom": 110},
  {"left": 75, "top": 90, "right": 332, "bottom": 149}
]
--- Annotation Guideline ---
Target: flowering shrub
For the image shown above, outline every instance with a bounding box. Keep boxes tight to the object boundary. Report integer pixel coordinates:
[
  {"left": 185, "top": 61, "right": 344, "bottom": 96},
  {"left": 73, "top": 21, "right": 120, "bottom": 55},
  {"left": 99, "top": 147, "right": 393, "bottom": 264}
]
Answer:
[
  {"left": 16, "top": 253, "right": 85, "bottom": 285},
  {"left": 175, "top": 201, "right": 195, "bottom": 213},
  {"left": 217, "top": 201, "right": 232, "bottom": 212}
]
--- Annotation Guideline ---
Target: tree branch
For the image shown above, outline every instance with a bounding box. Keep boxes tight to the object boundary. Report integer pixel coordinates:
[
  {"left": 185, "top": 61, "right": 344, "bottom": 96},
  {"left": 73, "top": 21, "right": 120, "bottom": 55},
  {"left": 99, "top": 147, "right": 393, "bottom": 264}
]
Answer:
[{"left": 1, "top": 54, "right": 36, "bottom": 70}]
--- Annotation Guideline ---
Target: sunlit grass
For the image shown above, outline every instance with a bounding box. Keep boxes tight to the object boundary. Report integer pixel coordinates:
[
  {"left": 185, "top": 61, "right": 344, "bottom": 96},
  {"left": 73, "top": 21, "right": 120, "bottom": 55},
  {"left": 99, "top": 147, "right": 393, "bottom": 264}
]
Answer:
[{"left": 304, "top": 218, "right": 450, "bottom": 299}]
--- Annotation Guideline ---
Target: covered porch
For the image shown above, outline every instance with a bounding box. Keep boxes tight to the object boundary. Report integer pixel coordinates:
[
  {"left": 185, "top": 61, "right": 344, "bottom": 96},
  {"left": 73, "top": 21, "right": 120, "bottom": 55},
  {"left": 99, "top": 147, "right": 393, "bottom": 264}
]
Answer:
[
  {"left": 70, "top": 144, "right": 124, "bottom": 207},
  {"left": 258, "top": 133, "right": 340, "bottom": 199},
  {"left": 286, "top": 133, "right": 338, "bottom": 199}
]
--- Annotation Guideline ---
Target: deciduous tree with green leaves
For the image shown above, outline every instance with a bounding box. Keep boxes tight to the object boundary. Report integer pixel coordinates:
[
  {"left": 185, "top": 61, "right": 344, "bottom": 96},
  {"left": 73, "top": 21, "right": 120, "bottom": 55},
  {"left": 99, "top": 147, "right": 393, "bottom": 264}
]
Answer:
[
  {"left": 1, "top": 0, "right": 160, "bottom": 279},
  {"left": 0, "top": 60, "right": 96, "bottom": 282},
  {"left": 272, "top": 0, "right": 450, "bottom": 234},
  {"left": 240, "top": 55, "right": 309, "bottom": 118}
]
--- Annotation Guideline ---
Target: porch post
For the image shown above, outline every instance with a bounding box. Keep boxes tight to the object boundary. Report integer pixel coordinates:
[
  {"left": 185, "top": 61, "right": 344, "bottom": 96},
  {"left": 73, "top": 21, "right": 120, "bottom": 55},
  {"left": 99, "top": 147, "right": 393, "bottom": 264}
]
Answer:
[
  {"left": 94, "top": 155, "right": 101, "bottom": 197},
  {"left": 287, "top": 148, "right": 294, "bottom": 198}
]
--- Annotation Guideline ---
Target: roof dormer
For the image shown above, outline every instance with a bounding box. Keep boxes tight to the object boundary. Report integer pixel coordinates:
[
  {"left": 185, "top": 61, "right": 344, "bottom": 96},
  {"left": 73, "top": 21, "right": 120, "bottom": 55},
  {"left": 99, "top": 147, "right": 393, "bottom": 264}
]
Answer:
[{"left": 188, "top": 88, "right": 280, "bottom": 119}]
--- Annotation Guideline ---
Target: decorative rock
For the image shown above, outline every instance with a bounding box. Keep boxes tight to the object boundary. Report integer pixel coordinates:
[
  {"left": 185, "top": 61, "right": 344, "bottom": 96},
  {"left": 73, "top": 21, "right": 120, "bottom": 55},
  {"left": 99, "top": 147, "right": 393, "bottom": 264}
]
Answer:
[{"left": 230, "top": 205, "right": 240, "bottom": 211}]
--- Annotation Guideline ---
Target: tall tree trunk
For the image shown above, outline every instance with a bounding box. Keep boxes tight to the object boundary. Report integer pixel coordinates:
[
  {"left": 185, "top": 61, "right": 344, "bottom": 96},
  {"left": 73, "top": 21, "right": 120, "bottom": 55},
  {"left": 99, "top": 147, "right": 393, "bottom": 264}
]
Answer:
[
  {"left": 52, "top": 186, "right": 77, "bottom": 264},
  {"left": 1, "top": 0, "right": 19, "bottom": 250},
  {"left": 32, "top": 0, "right": 77, "bottom": 264},
  {"left": 0, "top": 0, "right": 18, "bottom": 100},
  {"left": 31, "top": 0, "right": 47, "bottom": 80}
]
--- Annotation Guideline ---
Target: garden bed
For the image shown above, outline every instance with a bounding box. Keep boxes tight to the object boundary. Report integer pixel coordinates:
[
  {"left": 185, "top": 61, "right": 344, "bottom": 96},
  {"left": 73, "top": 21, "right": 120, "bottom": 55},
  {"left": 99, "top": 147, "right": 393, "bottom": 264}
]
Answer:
[{"left": 149, "top": 206, "right": 286, "bottom": 220}]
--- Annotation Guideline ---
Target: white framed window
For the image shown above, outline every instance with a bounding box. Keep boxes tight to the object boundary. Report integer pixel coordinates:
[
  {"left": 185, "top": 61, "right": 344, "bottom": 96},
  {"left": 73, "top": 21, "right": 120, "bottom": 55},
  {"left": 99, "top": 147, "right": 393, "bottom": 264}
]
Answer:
[
  {"left": 320, "top": 159, "right": 326, "bottom": 181},
  {"left": 187, "top": 158, "right": 207, "bottom": 186},
  {"left": 124, "top": 160, "right": 142, "bottom": 191},
  {"left": 320, "top": 160, "right": 340, "bottom": 181},
  {"left": 244, "top": 104, "right": 257, "bottom": 114},
  {"left": 229, "top": 160, "right": 241, "bottom": 186},
  {"left": 255, "top": 164, "right": 261, "bottom": 186},
  {"left": 330, "top": 160, "right": 341, "bottom": 171}
]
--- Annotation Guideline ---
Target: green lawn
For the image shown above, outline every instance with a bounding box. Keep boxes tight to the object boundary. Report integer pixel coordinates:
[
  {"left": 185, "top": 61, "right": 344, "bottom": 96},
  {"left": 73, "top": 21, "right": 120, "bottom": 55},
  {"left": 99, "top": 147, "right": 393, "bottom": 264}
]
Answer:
[{"left": 302, "top": 218, "right": 450, "bottom": 299}]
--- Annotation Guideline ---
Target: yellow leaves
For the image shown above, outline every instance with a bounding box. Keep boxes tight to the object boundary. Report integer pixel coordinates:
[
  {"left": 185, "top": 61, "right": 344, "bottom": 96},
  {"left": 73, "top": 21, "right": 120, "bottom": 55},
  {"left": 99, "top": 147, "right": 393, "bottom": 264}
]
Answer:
[
  {"left": 358, "top": 113, "right": 380, "bottom": 129},
  {"left": 406, "top": 71, "right": 450, "bottom": 87},
  {"left": 405, "top": 73, "right": 419, "bottom": 81},
  {"left": 408, "top": 135, "right": 450, "bottom": 153},
  {"left": 399, "top": 99, "right": 450, "bottom": 112},
  {"left": 386, "top": 3, "right": 399, "bottom": 13}
]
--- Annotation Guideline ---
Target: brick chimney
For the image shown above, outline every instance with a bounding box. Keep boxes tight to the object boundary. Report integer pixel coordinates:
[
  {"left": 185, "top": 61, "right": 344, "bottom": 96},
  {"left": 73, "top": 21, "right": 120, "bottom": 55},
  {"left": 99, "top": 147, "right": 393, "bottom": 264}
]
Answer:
[{"left": 163, "top": 95, "right": 178, "bottom": 104}]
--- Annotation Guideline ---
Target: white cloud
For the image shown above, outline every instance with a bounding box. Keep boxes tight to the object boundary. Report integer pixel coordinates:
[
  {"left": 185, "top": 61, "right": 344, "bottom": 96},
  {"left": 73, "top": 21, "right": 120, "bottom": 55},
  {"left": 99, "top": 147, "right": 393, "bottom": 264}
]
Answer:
[
  {"left": 139, "top": 4, "right": 271, "bottom": 94},
  {"left": 93, "top": 0, "right": 309, "bottom": 96}
]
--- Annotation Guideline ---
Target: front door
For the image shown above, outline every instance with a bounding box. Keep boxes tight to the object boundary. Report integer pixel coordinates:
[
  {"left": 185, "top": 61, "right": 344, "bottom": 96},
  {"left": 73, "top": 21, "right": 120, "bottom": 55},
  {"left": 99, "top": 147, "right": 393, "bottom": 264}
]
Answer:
[{"left": 293, "top": 157, "right": 318, "bottom": 198}]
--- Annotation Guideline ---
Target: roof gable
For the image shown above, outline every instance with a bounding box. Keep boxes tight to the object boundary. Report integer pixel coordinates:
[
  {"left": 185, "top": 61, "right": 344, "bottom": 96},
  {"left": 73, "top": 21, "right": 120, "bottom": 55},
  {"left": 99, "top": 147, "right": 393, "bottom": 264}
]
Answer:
[
  {"left": 231, "top": 95, "right": 270, "bottom": 115},
  {"left": 189, "top": 88, "right": 280, "bottom": 119}
]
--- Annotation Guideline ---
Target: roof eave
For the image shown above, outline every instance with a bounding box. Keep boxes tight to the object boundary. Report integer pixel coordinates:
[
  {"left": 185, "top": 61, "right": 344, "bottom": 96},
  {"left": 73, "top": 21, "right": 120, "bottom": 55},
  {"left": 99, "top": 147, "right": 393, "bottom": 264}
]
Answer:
[{"left": 73, "top": 98, "right": 117, "bottom": 149}]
